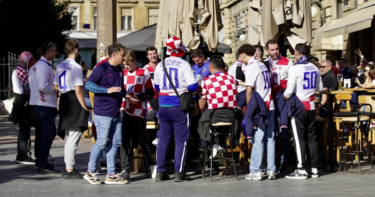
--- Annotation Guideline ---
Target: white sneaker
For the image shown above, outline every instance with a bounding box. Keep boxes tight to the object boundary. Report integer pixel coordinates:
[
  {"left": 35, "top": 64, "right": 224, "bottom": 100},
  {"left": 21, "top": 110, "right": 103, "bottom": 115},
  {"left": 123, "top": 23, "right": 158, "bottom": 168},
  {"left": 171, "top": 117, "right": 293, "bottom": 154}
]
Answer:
[
  {"left": 150, "top": 165, "right": 157, "bottom": 179},
  {"left": 245, "top": 172, "right": 262, "bottom": 181},
  {"left": 152, "top": 138, "right": 159, "bottom": 146},
  {"left": 212, "top": 144, "right": 223, "bottom": 159},
  {"left": 311, "top": 168, "right": 319, "bottom": 178},
  {"left": 268, "top": 171, "right": 276, "bottom": 180}
]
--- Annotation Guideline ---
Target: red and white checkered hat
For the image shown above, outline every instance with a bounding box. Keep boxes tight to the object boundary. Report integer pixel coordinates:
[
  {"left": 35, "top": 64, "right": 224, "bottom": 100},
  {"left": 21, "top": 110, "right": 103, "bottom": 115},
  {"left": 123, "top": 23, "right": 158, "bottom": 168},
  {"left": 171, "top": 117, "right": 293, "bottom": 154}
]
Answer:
[
  {"left": 20, "top": 51, "right": 33, "bottom": 66},
  {"left": 166, "top": 36, "right": 186, "bottom": 57}
]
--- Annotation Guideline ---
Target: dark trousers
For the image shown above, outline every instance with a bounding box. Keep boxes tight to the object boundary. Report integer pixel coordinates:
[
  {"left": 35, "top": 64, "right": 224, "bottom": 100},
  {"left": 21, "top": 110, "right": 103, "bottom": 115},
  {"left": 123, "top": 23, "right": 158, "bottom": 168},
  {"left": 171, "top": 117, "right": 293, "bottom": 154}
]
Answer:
[
  {"left": 30, "top": 105, "right": 42, "bottom": 160},
  {"left": 290, "top": 110, "right": 318, "bottom": 170},
  {"left": 17, "top": 118, "right": 31, "bottom": 159},
  {"left": 157, "top": 106, "right": 190, "bottom": 172},
  {"left": 120, "top": 112, "right": 155, "bottom": 171},
  {"left": 35, "top": 106, "right": 57, "bottom": 168}
]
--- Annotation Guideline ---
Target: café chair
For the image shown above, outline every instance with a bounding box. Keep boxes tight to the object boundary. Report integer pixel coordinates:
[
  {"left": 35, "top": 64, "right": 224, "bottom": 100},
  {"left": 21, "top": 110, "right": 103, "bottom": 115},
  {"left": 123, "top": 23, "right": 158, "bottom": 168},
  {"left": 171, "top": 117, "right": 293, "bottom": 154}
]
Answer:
[{"left": 202, "top": 108, "right": 238, "bottom": 182}]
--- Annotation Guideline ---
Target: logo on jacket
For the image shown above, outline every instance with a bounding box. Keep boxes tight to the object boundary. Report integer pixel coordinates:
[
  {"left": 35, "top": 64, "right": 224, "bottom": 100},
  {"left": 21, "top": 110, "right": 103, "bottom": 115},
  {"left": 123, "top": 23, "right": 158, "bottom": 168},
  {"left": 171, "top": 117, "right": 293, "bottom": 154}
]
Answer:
[
  {"left": 202, "top": 68, "right": 207, "bottom": 73},
  {"left": 137, "top": 78, "right": 141, "bottom": 82},
  {"left": 128, "top": 85, "right": 134, "bottom": 93}
]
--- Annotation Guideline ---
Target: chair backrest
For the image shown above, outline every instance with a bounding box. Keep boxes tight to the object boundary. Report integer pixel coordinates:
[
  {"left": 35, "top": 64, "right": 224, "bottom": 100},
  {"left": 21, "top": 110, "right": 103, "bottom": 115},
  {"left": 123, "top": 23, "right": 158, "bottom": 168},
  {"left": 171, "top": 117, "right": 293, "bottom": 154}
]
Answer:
[
  {"left": 209, "top": 108, "right": 237, "bottom": 126},
  {"left": 358, "top": 95, "right": 375, "bottom": 113},
  {"left": 334, "top": 93, "right": 351, "bottom": 111}
]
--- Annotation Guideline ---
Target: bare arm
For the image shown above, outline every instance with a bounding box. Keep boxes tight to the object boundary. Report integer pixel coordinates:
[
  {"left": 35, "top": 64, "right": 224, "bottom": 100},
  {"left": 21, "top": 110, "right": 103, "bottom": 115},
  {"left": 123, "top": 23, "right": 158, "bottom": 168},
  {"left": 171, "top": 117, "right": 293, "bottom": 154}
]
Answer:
[
  {"left": 75, "top": 86, "right": 88, "bottom": 111},
  {"left": 321, "top": 87, "right": 328, "bottom": 105},
  {"left": 246, "top": 86, "right": 253, "bottom": 104},
  {"left": 199, "top": 98, "right": 207, "bottom": 112},
  {"left": 238, "top": 81, "right": 246, "bottom": 87}
]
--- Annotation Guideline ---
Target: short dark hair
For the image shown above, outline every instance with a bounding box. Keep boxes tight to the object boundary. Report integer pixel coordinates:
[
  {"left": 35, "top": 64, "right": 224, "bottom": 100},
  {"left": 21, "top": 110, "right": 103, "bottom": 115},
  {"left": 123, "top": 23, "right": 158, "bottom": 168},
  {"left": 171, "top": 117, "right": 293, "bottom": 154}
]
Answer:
[
  {"left": 41, "top": 41, "right": 57, "bottom": 55},
  {"left": 65, "top": 39, "right": 79, "bottom": 55},
  {"left": 295, "top": 43, "right": 309, "bottom": 56},
  {"left": 254, "top": 45, "right": 264, "bottom": 55},
  {"left": 209, "top": 55, "right": 225, "bottom": 70},
  {"left": 190, "top": 49, "right": 204, "bottom": 58},
  {"left": 237, "top": 44, "right": 255, "bottom": 56},
  {"left": 265, "top": 39, "right": 278, "bottom": 50},
  {"left": 146, "top": 46, "right": 158, "bottom": 54},
  {"left": 108, "top": 43, "right": 125, "bottom": 57},
  {"left": 35, "top": 47, "right": 42, "bottom": 61}
]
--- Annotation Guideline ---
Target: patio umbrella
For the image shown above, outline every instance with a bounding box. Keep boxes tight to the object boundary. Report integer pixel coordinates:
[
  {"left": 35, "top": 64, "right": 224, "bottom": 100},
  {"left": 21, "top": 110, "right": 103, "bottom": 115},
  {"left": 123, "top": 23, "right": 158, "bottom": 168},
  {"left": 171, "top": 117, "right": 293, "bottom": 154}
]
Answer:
[
  {"left": 155, "top": 0, "right": 169, "bottom": 55},
  {"left": 180, "top": 0, "right": 200, "bottom": 51},
  {"left": 248, "top": 0, "right": 262, "bottom": 45},
  {"left": 261, "top": 0, "right": 279, "bottom": 44},
  {"left": 199, "top": 0, "right": 223, "bottom": 52},
  {"left": 272, "top": 0, "right": 285, "bottom": 25},
  {"left": 290, "top": 0, "right": 312, "bottom": 43}
]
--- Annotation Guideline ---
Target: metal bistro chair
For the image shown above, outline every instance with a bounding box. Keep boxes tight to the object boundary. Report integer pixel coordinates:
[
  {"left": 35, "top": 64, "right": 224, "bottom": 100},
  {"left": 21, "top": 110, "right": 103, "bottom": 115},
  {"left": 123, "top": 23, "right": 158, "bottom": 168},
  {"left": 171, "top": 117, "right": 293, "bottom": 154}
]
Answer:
[{"left": 202, "top": 108, "right": 238, "bottom": 182}]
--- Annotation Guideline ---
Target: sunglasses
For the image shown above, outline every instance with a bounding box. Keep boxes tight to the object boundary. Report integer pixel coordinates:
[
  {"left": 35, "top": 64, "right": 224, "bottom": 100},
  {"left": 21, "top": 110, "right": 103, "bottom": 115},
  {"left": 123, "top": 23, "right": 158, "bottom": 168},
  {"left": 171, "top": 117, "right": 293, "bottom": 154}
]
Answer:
[{"left": 320, "top": 66, "right": 326, "bottom": 68}]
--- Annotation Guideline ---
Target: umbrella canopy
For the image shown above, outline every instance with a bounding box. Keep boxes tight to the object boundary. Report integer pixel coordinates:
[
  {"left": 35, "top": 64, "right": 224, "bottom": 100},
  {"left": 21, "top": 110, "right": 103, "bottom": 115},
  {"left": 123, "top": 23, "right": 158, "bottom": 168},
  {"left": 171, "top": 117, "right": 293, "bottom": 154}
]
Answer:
[{"left": 117, "top": 24, "right": 231, "bottom": 54}]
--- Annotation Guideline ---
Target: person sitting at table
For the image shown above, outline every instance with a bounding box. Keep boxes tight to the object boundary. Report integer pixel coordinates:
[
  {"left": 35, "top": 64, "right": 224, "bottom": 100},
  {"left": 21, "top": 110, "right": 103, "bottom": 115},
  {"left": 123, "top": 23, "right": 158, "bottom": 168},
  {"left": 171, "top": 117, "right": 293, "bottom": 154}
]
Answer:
[
  {"left": 320, "top": 60, "right": 337, "bottom": 104},
  {"left": 355, "top": 64, "right": 375, "bottom": 89}
]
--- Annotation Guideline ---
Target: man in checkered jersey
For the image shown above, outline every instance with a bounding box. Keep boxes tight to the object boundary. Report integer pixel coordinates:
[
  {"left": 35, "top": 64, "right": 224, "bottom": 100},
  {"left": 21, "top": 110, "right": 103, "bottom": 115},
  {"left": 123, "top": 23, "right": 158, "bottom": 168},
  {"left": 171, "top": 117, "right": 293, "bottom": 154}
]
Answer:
[
  {"left": 154, "top": 36, "right": 198, "bottom": 182},
  {"left": 118, "top": 50, "right": 156, "bottom": 180},
  {"left": 143, "top": 46, "right": 160, "bottom": 114},
  {"left": 239, "top": 44, "right": 276, "bottom": 181},
  {"left": 197, "top": 55, "right": 238, "bottom": 159},
  {"left": 284, "top": 44, "right": 322, "bottom": 179}
]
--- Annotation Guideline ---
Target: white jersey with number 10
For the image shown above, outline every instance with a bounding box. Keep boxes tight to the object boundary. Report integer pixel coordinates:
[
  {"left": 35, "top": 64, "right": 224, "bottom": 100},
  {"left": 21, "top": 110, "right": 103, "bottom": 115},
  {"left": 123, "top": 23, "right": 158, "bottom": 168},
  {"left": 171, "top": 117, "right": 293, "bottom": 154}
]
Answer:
[
  {"left": 53, "top": 58, "right": 83, "bottom": 94},
  {"left": 244, "top": 58, "right": 274, "bottom": 111}
]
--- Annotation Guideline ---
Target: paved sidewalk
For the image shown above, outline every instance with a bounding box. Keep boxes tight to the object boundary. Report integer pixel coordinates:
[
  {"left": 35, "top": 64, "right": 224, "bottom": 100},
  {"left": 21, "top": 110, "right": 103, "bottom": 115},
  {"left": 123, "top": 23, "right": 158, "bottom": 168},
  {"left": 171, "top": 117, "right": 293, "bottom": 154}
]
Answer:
[{"left": 1, "top": 115, "right": 375, "bottom": 197}]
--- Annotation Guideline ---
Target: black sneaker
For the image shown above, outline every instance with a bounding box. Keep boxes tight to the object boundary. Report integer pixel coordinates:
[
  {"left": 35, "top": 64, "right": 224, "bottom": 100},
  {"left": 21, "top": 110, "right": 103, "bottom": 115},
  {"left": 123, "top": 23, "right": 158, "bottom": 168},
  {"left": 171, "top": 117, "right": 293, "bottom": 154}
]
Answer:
[
  {"left": 100, "top": 162, "right": 107, "bottom": 170},
  {"left": 35, "top": 162, "right": 55, "bottom": 169},
  {"left": 61, "top": 169, "right": 83, "bottom": 179},
  {"left": 38, "top": 166, "right": 60, "bottom": 175},
  {"left": 174, "top": 172, "right": 192, "bottom": 182},
  {"left": 278, "top": 162, "right": 288, "bottom": 173},
  {"left": 15, "top": 156, "right": 35, "bottom": 165},
  {"left": 155, "top": 171, "right": 170, "bottom": 182}
]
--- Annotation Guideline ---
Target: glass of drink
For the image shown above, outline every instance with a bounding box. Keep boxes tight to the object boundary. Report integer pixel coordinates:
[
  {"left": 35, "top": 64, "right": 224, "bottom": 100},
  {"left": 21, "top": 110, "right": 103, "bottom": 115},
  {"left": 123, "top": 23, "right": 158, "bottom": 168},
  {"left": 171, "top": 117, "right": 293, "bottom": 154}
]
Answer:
[
  {"left": 195, "top": 74, "right": 202, "bottom": 85},
  {"left": 337, "top": 74, "right": 343, "bottom": 90}
]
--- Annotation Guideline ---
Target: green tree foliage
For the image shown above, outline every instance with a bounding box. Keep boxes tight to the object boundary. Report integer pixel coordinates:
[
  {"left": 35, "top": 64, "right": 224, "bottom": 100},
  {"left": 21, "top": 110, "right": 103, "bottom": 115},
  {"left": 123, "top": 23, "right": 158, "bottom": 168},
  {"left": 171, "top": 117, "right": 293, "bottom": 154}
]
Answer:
[{"left": 0, "top": 0, "right": 74, "bottom": 57}]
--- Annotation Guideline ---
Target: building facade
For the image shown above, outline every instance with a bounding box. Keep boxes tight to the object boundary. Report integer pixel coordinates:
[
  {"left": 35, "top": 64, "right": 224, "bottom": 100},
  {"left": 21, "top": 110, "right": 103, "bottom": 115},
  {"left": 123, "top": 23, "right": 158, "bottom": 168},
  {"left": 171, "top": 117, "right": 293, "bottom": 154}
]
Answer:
[
  {"left": 221, "top": 0, "right": 375, "bottom": 66},
  {"left": 59, "top": 0, "right": 160, "bottom": 67}
]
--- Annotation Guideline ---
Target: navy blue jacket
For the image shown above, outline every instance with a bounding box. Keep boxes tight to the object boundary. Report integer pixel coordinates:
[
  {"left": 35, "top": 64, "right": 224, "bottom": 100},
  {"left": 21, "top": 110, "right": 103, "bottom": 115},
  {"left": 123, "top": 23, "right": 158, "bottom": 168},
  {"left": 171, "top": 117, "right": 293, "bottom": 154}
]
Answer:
[
  {"left": 244, "top": 90, "right": 268, "bottom": 136},
  {"left": 276, "top": 90, "right": 305, "bottom": 128}
]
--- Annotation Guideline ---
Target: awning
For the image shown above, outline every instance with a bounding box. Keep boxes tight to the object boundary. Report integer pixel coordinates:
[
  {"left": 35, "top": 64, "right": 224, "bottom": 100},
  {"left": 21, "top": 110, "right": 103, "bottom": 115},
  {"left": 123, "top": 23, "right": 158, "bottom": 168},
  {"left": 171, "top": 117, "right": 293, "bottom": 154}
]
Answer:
[
  {"left": 322, "top": 5, "right": 375, "bottom": 38},
  {"left": 311, "top": 20, "right": 344, "bottom": 51}
]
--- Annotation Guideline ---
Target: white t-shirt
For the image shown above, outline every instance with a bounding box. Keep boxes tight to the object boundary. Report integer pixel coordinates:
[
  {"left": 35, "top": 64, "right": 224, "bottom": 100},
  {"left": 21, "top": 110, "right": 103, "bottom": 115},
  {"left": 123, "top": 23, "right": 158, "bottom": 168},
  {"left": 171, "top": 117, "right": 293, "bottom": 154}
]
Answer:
[
  {"left": 228, "top": 61, "right": 247, "bottom": 93},
  {"left": 284, "top": 62, "right": 323, "bottom": 110},
  {"left": 53, "top": 58, "right": 83, "bottom": 94},
  {"left": 154, "top": 56, "right": 197, "bottom": 97},
  {"left": 245, "top": 58, "right": 275, "bottom": 110}
]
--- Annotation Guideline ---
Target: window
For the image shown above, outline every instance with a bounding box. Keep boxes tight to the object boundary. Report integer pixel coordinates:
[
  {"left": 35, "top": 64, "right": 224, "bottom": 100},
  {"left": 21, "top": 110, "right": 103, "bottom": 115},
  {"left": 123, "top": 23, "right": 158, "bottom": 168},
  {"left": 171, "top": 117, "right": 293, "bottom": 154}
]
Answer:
[
  {"left": 93, "top": 7, "right": 97, "bottom": 30},
  {"left": 235, "top": 14, "right": 241, "bottom": 29},
  {"left": 68, "top": 6, "right": 79, "bottom": 30},
  {"left": 337, "top": 0, "right": 343, "bottom": 18},
  {"left": 121, "top": 8, "right": 132, "bottom": 31},
  {"left": 148, "top": 8, "right": 158, "bottom": 25}
]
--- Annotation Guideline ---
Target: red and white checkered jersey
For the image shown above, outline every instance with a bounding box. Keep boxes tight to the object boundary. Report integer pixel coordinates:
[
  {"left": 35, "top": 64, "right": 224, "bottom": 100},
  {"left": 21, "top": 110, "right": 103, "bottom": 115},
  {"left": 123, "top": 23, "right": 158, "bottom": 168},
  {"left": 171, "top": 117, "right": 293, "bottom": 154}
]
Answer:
[
  {"left": 143, "top": 64, "right": 158, "bottom": 111},
  {"left": 201, "top": 72, "right": 237, "bottom": 109},
  {"left": 154, "top": 56, "right": 196, "bottom": 97},
  {"left": 120, "top": 68, "right": 153, "bottom": 118},
  {"left": 268, "top": 56, "right": 293, "bottom": 94},
  {"left": 245, "top": 59, "right": 275, "bottom": 111},
  {"left": 12, "top": 65, "right": 28, "bottom": 94},
  {"left": 284, "top": 62, "right": 323, "bottom": 111}
]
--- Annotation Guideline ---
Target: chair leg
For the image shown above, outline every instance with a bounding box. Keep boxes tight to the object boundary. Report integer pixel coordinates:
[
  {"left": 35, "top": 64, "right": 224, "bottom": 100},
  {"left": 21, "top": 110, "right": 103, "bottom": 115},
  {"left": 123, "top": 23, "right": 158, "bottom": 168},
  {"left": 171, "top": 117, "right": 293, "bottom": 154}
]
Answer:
[
  {"left": 202, "top": 141, "right": 207, "bottom": 179},
  {"left": 339, "top": 122, "right": 344, "bottom": 171},
  {"left": 210, "top": 136, "right": 213, "bottom": 182},
  {"left": 230, "top": 132, "right": 238, "bottom": 180},
  {"left": 356, "top": 127, "right": 361, "bottom": 173},
  {"left": 225, "top": 137, "right": 228, "bottom": 178}
]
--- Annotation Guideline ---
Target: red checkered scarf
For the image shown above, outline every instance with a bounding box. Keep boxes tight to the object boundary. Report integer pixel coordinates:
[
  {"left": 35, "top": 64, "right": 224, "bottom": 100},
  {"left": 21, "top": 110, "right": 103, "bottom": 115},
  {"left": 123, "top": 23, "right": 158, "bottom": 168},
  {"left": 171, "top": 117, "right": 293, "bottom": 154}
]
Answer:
[{"left": 16, "top": 64, "right": 28, "bottom": 85}]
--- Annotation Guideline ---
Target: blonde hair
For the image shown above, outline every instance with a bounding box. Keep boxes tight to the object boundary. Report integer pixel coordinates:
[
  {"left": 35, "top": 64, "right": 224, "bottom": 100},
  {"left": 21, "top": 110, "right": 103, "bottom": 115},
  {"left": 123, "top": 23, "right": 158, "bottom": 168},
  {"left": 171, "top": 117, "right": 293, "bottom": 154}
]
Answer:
[{"left": 124, "top": 50, "right": 136, "bottom": 64}]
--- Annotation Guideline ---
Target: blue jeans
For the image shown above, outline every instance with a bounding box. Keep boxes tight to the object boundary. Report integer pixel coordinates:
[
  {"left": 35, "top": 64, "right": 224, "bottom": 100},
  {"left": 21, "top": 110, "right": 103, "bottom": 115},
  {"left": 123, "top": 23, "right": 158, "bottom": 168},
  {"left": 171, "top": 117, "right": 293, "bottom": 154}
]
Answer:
[
  {"left": 35, "top": 106, "right": 57, "bottom": 168},
  {"left": 88, "top": 114, "right": 122, "bottom": 175},
  {"left": 250, "top": 110, "right": 276, "bottom": 173}
]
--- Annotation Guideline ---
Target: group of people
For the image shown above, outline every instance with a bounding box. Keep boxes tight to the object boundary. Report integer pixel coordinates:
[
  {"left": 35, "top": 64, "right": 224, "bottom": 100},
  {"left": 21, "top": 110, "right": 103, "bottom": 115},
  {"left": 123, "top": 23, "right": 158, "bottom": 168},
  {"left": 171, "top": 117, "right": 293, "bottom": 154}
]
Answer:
[{"left": 10, "top": 35, "right": 327, "bottom": 185}]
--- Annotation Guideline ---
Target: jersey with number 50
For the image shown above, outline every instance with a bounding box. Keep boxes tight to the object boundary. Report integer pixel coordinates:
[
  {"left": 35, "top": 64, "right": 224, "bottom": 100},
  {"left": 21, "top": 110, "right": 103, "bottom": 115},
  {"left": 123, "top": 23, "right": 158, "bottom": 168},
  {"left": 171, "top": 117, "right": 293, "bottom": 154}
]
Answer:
[
  {"left": 284, "top": 62, "right": 323, "bottom": 110},
  {"left": 53, "top": 58, "right": 83, "bottom": 94},
  {"left": 154, "top": 56, "right": 197, "bottom": 106},
  {"left": 245, "top": 58, "right": 274, "bottom": 110}
]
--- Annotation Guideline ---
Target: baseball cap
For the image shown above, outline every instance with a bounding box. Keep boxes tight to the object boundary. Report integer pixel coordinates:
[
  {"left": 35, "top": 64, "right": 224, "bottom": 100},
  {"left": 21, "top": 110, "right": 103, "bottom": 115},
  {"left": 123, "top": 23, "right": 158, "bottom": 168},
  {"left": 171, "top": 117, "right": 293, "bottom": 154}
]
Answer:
[{"left": 166, "top": 36, "right": 186, "bottom": 57}]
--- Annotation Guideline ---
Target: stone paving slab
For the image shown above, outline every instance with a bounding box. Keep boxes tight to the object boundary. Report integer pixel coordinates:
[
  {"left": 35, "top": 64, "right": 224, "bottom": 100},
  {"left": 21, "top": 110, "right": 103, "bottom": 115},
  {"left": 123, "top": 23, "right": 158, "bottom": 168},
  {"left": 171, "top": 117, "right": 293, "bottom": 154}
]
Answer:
[{"left": 1, "top": 115, "right": 375, "bottom": 197}]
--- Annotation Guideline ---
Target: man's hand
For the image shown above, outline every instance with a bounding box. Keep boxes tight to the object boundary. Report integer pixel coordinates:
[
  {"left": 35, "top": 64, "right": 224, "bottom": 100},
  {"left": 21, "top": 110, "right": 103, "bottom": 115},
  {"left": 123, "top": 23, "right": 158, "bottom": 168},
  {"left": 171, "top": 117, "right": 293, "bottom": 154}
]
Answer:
[
  {"left": 108, "top": 87, "right": 121, "bottom": 94},
  {"left": 126, "top": 94, "right": 139, "bottom": 104},
  {"left": 284, "top": 96, "right": 289, "bottom": 101}
]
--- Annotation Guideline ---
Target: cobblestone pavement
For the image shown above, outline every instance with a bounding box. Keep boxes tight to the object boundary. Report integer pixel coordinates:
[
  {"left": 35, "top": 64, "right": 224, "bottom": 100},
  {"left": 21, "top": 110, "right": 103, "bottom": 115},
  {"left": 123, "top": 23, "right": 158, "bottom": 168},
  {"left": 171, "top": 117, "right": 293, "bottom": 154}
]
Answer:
[{"left": 1, "top": 115, "right": 375, "bottom": 197}]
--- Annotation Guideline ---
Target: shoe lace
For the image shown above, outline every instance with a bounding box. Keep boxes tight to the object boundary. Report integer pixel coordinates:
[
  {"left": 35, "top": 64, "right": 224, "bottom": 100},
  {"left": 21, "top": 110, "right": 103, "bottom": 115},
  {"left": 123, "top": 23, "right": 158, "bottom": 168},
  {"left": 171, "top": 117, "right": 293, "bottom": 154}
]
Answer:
[{"left": 91, "top": 172, "right": 100, "bottom": 180}]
